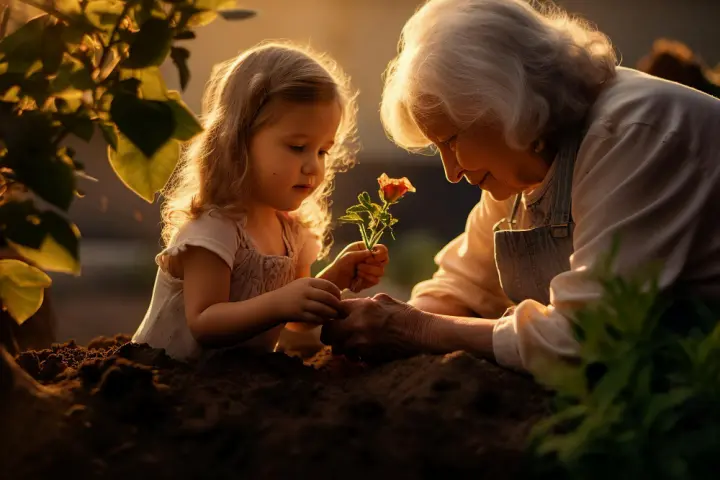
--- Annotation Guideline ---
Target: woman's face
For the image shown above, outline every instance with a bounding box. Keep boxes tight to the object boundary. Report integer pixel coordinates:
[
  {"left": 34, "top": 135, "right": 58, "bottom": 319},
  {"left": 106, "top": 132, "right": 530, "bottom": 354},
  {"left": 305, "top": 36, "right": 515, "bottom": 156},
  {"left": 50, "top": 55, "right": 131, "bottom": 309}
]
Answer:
[{"left": 415, "top": 109, "right": 551, "bottom": 201}]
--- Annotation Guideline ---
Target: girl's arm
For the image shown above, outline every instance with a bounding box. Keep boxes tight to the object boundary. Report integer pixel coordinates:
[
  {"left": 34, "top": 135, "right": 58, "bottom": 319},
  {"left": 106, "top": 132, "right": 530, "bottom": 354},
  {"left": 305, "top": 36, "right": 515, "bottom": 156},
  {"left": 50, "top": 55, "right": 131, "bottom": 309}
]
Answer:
[
  {"left": 181, "top": 246, "right": 340, "bottom": 346},
  {"left": 181, "top": 246, "right": 283, "bottom": 346}
]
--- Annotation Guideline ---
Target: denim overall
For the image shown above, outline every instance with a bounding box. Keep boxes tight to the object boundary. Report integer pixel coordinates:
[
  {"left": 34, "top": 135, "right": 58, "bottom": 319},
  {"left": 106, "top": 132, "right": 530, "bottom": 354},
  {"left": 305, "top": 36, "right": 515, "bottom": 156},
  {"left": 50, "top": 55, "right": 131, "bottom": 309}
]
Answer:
[{"left": 493, "top": 134, "right": 583, "bottom": 306}]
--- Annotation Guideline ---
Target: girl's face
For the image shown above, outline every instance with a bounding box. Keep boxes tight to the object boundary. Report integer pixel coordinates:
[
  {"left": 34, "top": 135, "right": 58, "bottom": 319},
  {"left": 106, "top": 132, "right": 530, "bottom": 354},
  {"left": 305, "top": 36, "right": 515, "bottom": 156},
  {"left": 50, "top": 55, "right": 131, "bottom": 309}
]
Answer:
[
  {"left": 414, "top": 109, "right": 551, "bottom": 201},
  {"left": 248, "top": 99, "right": 341, "bottom": 212}
]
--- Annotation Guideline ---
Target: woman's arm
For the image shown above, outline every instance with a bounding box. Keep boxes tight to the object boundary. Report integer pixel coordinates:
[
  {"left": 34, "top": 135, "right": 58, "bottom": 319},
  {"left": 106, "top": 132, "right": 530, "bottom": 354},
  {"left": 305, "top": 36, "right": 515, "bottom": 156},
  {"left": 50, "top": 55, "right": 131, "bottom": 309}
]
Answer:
[
  {"left": 491, "top": 123, "right": 713, "bottom": 372},
  {"left": 410, "top": 197, "right": 514, "bottom": 319}
]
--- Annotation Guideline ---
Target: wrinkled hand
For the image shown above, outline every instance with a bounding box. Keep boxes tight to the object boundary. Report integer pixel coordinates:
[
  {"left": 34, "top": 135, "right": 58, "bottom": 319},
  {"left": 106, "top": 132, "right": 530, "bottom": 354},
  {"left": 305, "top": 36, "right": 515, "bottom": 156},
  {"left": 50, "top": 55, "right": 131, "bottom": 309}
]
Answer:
[
  {"left": 320, "top": 242, "right": 389, "bottom": 292},
  {"left": 273, "top": 277, "right": 342, "bottom": 325},
  {"left": 320, "top": 293, "right": 428, "bottom": 362}
]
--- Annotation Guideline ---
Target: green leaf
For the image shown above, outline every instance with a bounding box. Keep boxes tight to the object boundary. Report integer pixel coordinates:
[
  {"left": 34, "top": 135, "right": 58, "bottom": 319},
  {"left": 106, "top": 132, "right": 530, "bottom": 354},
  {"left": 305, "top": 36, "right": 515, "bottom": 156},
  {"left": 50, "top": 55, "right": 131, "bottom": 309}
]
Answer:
[
  {"left": 41, "top": 24, "right": 65, "bottom": 75},
  {"left": 184, "top": 0, "right": 236, "bottom": 27},
  {"left": 358, "top": 192, "right": 373, "bottom": 210},
  {"left": 124, "top": 18, "right": 173, "bottom": 69},
  {"left": 110, "top": 92, "right": 175, "bottom": 157},
  {"left": 1, "top": 113, "right": 76, "bottom": 210},
  {"left": 84, "top": 0, "right": 125, "bottom": 33},
  {"left": 99, "top": 122, "right": 118, "bottom": 149},
  {"left": 166, "top": 91, "right": 202, "bottom": 141},
  {"left": 170, "top": 46, "right": 191, "bottom": 91},
  {"left": 120, "top": 67, "right": 168, "bottom": 100},
  {"left": 58, "top": 112, "right": 94, "bottom": 142},
  {"left": 346, "top": 204, "right": 368, "bottom": 214},
  {"left": 338, "top": 213, "right": 364, "bottom": 224},
  {"left": 0, "top": 201, "right": 81, "bottom": 275},
  {"left": 0, "top": 259, "right": 52, "bottom": 325},
  {"left": 54, "top": 0, "right": 83, "bottom": 16},
  {"left": 52, "top": 57, "right": 95, "bottom": 93},
  {"left": 108, "top": 135, "right": 180, "bottom": 202},
  {"left": 0, "top": 15, "right": 47, "bottom": 73}
]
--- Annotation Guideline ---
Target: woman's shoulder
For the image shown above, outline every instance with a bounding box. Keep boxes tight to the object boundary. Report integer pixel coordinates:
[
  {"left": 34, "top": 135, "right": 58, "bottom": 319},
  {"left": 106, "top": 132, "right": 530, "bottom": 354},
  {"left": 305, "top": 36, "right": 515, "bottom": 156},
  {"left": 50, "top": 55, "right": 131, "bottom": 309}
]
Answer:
[{"left": 587, "top": 67, "right": 720, "bottom": 139}]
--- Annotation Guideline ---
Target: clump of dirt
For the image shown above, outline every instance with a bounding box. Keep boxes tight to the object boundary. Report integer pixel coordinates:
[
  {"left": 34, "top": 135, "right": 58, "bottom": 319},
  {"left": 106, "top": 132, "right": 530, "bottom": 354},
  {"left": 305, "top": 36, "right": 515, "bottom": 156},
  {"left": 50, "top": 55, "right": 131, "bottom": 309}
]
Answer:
[{"left": 2, "top": 337, "right": 550, "bottom": 479}]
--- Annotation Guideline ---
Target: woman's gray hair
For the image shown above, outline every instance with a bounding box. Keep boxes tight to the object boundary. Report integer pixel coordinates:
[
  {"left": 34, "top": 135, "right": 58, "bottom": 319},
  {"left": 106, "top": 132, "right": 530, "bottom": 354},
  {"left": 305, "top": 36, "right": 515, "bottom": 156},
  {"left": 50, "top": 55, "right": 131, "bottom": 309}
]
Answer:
[{"left": 381, "top": 0, "right": 618, "bottom": 151}]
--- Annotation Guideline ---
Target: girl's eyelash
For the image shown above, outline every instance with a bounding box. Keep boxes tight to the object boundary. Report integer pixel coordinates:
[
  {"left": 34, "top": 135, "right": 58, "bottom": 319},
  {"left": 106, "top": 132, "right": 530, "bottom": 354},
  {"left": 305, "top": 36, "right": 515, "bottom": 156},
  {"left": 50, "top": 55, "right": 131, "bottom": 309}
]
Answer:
[{"left": 289, "top": 145, "right": 330, "bottom": 156}]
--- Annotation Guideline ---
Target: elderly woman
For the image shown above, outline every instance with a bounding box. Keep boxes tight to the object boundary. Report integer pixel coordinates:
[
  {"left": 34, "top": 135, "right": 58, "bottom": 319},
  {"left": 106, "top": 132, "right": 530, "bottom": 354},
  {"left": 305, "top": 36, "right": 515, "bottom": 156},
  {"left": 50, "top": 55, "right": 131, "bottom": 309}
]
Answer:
[{"left": 322, "top": 0, "right": 720, "bottom": 373}]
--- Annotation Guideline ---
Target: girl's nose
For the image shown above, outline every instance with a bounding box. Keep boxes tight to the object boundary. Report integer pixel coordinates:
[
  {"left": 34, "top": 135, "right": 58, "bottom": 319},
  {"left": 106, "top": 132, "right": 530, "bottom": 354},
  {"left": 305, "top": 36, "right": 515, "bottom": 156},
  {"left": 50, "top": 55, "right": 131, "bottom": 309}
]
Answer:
[{"left": 302, "top": 154, "right": 321, "bottom": 176}]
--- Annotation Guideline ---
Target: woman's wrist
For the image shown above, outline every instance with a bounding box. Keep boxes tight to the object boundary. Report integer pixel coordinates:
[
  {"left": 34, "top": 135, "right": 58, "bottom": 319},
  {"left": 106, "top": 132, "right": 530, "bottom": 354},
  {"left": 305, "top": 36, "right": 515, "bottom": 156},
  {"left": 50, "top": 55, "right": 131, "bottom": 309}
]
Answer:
[{"left": 405, "top": 309, "right": 496, "bottom": 359}]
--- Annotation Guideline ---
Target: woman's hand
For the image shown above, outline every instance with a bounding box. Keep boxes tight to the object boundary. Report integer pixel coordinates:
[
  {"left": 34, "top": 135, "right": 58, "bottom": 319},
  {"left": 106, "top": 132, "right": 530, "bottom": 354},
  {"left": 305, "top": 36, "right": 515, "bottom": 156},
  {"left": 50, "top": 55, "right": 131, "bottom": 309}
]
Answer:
[
  {"left": 320, "top": 293, "right": 433, "bottom": 362},
  {"left": 318, "top": 242, "right": 389, "bottom": 292}
]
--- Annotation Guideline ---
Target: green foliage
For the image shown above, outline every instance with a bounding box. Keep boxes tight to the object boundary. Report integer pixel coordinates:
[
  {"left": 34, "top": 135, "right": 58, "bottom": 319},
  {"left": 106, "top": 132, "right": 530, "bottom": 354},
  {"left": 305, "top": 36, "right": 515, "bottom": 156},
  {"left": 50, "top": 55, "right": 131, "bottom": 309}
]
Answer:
[
  {"left": 0, "top": 0, "right": 254, "bottom": 323},
  {"left": 529, "top": 244, "right": 720, "bottom": 480},
  {"left": 339, "top": 191, "right": 402, "bottom": 251}
]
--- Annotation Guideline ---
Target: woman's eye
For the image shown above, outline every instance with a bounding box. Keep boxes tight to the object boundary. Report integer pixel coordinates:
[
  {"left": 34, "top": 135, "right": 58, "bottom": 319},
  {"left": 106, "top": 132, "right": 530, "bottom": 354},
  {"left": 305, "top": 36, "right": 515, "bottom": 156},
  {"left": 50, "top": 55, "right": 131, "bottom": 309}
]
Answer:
[
  {"left": 319, "top": 150, "right": 329, "bottom": 157},
  {"left": 289, "top": 145, "right": 304, "bottom": 153}
]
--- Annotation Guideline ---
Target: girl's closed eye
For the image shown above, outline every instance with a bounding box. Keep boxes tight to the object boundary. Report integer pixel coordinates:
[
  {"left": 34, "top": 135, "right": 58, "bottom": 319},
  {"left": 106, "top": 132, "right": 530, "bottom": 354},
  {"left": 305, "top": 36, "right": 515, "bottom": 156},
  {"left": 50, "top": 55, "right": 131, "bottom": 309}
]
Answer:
[{"left": 289, "top": 145, "right": 331, "bottom": 156}]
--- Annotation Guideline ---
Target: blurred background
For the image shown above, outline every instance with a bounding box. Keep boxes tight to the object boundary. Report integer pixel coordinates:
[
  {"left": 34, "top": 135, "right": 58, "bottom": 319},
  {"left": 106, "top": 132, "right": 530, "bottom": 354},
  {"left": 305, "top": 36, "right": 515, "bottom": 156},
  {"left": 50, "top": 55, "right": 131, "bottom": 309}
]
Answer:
[{"left": 7, "top": 0, "right": 718, "bottom": 344}]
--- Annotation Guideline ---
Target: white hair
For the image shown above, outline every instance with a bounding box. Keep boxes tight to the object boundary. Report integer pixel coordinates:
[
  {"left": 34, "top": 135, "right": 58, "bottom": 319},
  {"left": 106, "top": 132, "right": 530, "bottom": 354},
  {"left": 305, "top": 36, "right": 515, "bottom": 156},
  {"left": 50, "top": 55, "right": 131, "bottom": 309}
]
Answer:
[{"left": 381, "top": 0, "right": 618, "bottom": 151}]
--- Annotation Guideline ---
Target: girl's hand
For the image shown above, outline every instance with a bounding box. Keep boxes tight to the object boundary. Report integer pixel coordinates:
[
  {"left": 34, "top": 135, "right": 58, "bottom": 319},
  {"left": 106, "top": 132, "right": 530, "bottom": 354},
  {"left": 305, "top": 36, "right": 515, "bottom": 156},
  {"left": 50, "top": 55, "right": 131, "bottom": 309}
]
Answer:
[
  {"left": 274, "top": 277, "right": 343, "bottom": 324},
  {"left": 319, "top": 242, "right": 390, "bottom": 292}
]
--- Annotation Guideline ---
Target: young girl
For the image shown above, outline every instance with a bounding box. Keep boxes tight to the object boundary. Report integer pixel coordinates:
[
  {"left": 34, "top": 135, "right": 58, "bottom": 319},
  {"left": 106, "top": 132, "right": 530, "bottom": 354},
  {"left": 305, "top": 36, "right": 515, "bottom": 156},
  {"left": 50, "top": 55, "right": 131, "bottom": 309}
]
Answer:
[{"left": 132, "top": 42, "right": 389, "bottom": 360}]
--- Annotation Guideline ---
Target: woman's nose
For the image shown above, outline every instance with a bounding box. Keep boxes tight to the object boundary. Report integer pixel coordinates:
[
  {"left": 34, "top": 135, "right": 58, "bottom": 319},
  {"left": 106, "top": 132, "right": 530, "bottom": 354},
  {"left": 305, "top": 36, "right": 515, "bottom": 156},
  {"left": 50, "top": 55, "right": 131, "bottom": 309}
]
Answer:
[{"left": 440, "top": 150, "right": 463, "bottom": 183}]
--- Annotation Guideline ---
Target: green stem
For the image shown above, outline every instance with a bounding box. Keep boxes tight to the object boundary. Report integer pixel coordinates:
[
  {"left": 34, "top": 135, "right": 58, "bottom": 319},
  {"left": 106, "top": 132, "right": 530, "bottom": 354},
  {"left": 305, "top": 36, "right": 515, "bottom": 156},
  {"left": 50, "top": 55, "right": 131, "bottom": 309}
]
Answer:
[
  {"left": 366, "top": 202, "right": 390, "bottom": 250},
  {"left": 358, "top": 224, "right": 371, "bottom": 251},
  {"left": 96, "top": 0, "right": 136, "bottom": 84}
]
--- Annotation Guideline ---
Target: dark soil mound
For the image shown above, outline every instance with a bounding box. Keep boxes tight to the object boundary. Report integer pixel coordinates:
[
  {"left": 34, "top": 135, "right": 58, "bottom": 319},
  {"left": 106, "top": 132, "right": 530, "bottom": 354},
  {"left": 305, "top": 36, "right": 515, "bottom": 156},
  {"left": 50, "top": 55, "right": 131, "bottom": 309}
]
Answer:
[{"left": 2, "top": 337, "right": 549, "bottom": 479}]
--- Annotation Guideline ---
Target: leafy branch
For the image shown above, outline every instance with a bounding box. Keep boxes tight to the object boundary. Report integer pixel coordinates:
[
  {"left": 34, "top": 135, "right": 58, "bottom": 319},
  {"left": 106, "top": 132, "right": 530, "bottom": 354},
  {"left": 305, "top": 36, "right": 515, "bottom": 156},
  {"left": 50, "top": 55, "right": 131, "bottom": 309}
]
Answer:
[
  {"left": 529, "top": 241, "right": 720, "bottom": 479},
  {"left": 0, "top": 0, "right": 255, "bottom": 324}
]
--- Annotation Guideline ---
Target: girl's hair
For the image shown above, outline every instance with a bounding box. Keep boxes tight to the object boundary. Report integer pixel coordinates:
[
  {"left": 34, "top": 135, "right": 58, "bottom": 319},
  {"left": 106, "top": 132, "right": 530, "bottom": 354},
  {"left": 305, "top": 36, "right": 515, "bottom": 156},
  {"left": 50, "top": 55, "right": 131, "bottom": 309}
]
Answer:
[
  {"left": 380, "top": 0, "right": 617, "bottom": 152},
  {"left": 162, "top": 41, "right": 359, "bottom": 258}
]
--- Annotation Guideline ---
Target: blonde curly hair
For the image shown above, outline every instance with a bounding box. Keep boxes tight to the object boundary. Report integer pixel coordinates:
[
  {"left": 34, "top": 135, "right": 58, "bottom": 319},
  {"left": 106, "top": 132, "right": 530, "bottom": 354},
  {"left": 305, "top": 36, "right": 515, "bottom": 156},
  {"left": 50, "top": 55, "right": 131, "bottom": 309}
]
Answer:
[{"left": 161, "top": 41, "right": 359, "bottom": 259}]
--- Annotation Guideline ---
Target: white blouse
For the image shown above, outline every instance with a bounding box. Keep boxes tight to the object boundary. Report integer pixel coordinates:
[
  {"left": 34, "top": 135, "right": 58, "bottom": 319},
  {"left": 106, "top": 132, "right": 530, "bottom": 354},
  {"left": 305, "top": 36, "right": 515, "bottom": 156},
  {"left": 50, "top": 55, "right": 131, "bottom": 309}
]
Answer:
[{"left": 411, "top": 68, "right": 720, "bottom": 372}]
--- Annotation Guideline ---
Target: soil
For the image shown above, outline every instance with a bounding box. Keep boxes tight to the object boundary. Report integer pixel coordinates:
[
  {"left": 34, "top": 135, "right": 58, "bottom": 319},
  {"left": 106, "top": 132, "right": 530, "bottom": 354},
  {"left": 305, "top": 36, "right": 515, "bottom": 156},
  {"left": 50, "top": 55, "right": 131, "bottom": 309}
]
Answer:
[{"left": 1, "top": 336, "right": 550, "bottom": 479}]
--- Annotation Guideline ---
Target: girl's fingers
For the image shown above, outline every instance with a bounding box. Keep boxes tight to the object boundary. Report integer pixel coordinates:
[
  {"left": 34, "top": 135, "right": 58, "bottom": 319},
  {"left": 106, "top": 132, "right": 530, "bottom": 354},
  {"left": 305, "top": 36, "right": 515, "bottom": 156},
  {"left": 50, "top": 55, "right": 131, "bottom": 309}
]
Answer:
[
  {"left": 307, "top": 289, "right": 342, "bottom": 310},
  {"left": 303, "top": 300, "right": 339, "bottom": 320},
  {"left": 309, "top": 277, "right": 343, "bottom": 299},
  {"left": 358, "top": 273, "right": 380, "bottom": 286},
  {"left": 357, "top": 263, "right": 384, "bottom": 277},
  {"left": 371, "top": 245, "right": 389, "bottom": 264}
]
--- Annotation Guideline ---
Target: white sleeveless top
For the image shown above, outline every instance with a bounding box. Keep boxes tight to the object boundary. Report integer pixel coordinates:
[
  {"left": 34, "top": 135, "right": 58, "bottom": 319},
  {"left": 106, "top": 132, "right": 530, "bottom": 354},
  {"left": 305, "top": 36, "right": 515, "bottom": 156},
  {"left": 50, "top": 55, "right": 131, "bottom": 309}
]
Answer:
[{"left": 132, "top": 209, "right": 321, "bottom": 360}]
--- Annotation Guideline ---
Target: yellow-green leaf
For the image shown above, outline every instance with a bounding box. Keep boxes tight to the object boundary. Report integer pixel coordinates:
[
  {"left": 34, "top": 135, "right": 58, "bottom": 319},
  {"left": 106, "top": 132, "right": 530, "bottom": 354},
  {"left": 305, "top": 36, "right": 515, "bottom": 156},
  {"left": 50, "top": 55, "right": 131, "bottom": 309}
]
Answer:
[
  {"left": 85, "top": 0, "right": 125, "bottom": 33},
  {"left": 8, "top": 230, "right": 81, "bottom": 276},
  {"left": 0, "top": 259, "right": 52, "bottom": 325},
  {"left": 108, "top": 135, "right": 179, "bottom": 202},
  {"left": 166, "top": 90, "right": 203, "bottom": 141},
  {"left": 120, "top": 67, "right": 168, "bottom": 100},
  {"left": 187, "top": 0, "right": 236, "bottom": 27}
]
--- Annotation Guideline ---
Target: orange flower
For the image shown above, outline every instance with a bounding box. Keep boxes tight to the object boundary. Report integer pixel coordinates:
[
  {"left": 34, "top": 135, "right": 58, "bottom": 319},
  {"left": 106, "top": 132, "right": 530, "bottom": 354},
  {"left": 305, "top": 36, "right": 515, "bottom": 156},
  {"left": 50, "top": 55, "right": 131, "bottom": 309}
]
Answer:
[{"left": 377, "top": 173, "right": 416, "bottom": 204}]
